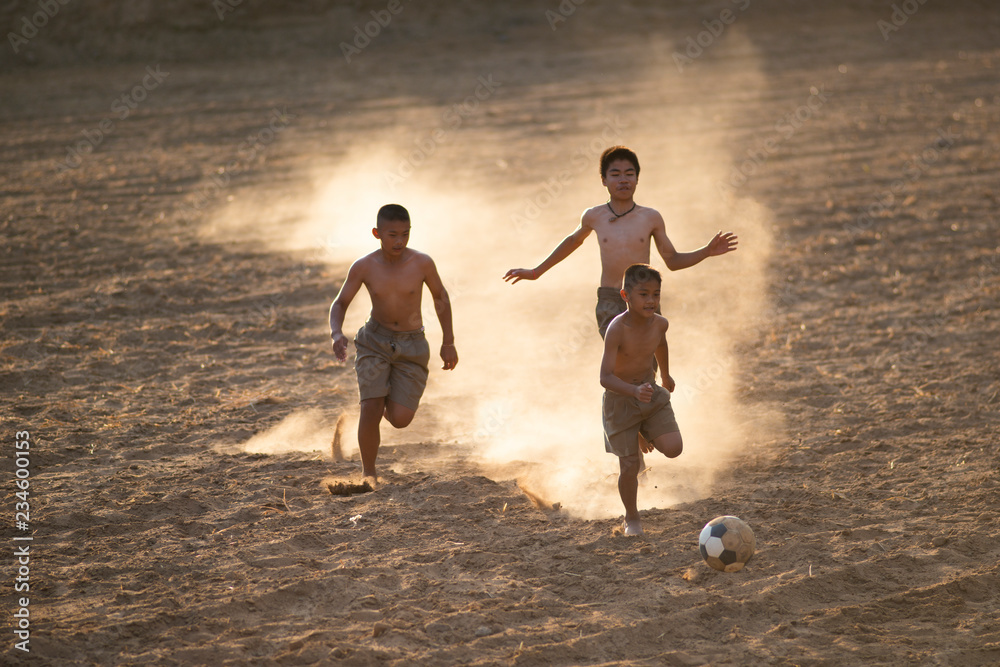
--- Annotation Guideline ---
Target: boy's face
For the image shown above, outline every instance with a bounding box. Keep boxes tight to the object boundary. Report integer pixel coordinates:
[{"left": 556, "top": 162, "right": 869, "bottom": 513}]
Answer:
[
  {"left": 373, "top": 219, "right": 411, "bottom": 258},
  {"left": 622, "top": 280, "right": 660, "bottom": 317},
  {"left": 602, "top": 158, "right": 638, "bottom": 198}
]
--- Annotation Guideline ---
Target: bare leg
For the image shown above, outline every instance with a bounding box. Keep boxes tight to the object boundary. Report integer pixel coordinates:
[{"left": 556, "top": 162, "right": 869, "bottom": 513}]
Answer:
[
  {"left": 651, "top": 432, "right": 683, "bottom": 459},
  {"left": 358, "top": 397, "right": 386, "bottom": 480},
  {"left": 383, "top": 399, "right": 416, "bottom": 429},
  {"left": 618, "top": 454, "right": 643, "bottom": 536},
  {"left": 636, "top": 437, "right": 650, "bottom": 486}
]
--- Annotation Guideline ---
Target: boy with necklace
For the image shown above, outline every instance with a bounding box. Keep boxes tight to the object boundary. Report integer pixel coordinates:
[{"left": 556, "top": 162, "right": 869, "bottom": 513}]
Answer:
[
  {"left": 504, "top": 145, "right": 737, "bottom": 338},
  {"left": 504, "top": 146, "right": 736, "bottom": 459}
]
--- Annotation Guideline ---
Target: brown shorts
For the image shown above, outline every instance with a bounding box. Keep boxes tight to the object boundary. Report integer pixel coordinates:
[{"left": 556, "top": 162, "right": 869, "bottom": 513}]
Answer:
[
  {"left": 596, "top": 287, "right": 627, "bottom": 339},
  {"left": 354, "top": 318, "right": 430, "bottom": 412},
  {"left": 602, "top": 380, "right": 679, "bottom": 457}
]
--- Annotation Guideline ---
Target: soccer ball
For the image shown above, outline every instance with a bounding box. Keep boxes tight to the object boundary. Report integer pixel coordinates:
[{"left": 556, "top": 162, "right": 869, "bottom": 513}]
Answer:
[{"left": 699, "top": 515, "right": 755, "bottom": 572}]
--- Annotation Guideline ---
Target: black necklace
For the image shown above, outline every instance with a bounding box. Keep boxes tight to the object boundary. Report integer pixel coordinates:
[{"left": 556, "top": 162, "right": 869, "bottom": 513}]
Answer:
[{"left": 606, "top": 201, "right": 636, "bottom": 222}]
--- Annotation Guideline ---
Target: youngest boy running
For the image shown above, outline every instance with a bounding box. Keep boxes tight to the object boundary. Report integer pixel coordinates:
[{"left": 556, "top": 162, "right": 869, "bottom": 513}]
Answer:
[
  {"left": 329, "top": 204, "right": 458, "bottom": 483},
  {"left": 600, "top": 263, "right": 682, "bottom": 536}
]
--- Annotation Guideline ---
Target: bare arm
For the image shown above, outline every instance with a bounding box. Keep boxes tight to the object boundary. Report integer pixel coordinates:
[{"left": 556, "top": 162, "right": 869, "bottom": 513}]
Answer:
[
  {"left": 423, "top": 256, "right": 458, "bottom": 370},
  {"left": 329, "top": 260, "right": 365, "bottom": 361},
  {"left": 652, "top": 214, "right": 738, "bottom": 271},
  {"left": 503, "top": 217, "right": 594, "bottom": 283},
  {"left": 654, "top": 323, "right": 674, "bottom": 392}
]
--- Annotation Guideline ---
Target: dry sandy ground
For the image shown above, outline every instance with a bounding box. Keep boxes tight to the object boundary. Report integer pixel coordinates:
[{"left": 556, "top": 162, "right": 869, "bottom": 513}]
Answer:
[{"left": 2, "top": 1, "right": 1000, "bottom": 665}]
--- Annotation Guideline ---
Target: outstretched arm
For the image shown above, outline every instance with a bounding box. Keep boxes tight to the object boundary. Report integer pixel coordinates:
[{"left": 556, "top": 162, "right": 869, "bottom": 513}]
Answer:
[
  {"left": 423, "top": 257, "right": 458, "bottom": 370},
  {"left": 653, "top": 216, "right": 738, "bottom": 271},
  {"left": 503, "top": 218, "right": 593, "bottom": 284},
  {"left": 329, "top": 261, "right": 365, "bottom": 361}
]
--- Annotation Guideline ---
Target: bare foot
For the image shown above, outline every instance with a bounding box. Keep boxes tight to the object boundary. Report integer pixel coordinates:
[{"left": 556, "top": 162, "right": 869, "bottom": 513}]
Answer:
[{"left": 623, "top": 518, "right": 644, "bottom": 536}]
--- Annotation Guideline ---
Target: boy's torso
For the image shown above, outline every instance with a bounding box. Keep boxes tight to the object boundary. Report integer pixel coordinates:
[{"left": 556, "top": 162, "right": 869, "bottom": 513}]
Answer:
[
  {"left": 610, "top": 313, "right": 666, "bottom": 384},
  {"left": 362, "top": 249, "right": 426, "bottom": 331},
  {"left": 586, "top": 205, "right": 660, "bottom": 288}
]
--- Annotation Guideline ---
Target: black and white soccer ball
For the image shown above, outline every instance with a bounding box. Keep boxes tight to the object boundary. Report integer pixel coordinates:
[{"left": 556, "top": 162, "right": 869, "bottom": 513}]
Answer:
[{"left": 699, "top": 515, "right": 756, "bottom": 572}]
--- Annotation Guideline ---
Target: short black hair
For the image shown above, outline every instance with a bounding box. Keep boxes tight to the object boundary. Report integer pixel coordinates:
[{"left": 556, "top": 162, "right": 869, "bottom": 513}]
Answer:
[
  {"left": 600, "top": 146, "right": 640, "bottom": 178},
  {"left": 376, "top": 204, "right": 410, "bottom": 228},
  {"left": 622, "top": 263, "right": 661, "bottom": 292}
]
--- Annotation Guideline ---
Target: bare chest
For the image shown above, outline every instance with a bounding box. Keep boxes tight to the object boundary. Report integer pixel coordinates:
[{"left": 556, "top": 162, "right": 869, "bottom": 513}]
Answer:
[
  {"left": 365, "top": 263, "right": 423, "bottom": 300},
  {"left": 619, "top": 326, "right": 662, "bottom": 357},
  {"left": 593, "top": 218, "right": 653, "bottom": 255},
  {"left": 594, "top": 213, "right": 653, "bottom": 248}
]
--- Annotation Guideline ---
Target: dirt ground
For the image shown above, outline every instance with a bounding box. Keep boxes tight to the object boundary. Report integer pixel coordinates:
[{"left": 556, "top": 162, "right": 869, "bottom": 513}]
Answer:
[{"left": 2, "top": 1, "right": 999, "bottom": 665}]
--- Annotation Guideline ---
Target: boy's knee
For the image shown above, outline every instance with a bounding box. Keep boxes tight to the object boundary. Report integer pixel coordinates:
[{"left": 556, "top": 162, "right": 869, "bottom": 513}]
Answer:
[
  {"left": 384, "top": 402, "right": 416, "bottom": 429},
  {"left": 360, "top": 398, "right": 385, "bottom": 417},
  {"left": 656, "top": 434, "right": 683, "bottom": 458},
  {"left": 619, "top": 454, "right": 641, "bottom": 475},
  {"left": 386, "top": 413, "right": 414, "bottom": 429}
]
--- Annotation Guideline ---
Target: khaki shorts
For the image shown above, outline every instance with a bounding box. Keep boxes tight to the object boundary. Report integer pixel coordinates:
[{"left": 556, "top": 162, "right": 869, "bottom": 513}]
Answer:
[
  {"left": 354, "top": 318, "right": 430, "bottom": 412},
  {"left": 603, "top": 380, "right": 679, "bottom": 457},
  {"left": 596, "top": 287, "right": 627, "bottom": 339}
]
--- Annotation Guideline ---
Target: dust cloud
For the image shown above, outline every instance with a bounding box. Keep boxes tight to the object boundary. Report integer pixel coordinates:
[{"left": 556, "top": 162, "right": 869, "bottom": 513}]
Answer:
[
  {"left": 240, "top": 408, "right": 331, "bottom": 456},
  {"left": 205, "top": 31, "right": 782, "bottom": 518}
]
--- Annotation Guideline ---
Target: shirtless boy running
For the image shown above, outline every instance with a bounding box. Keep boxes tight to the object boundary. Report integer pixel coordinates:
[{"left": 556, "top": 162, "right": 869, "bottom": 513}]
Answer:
[
  {"left": 504, "top": 146, "right": 736, "bottom": 458},
  {"left": 503, "top": 145, "right": 738, "bottom": 339},
  {"left": 329, "top": 204, "right": 458, "bottom": 482},
  {"left": 601, "top": 264, "right": 682, "bottom": 536}
]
